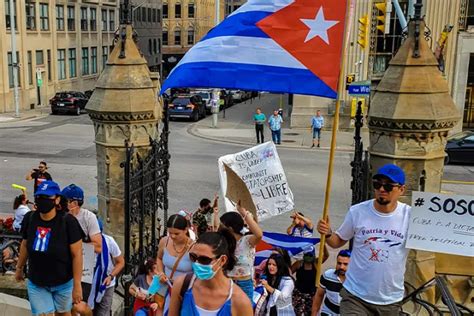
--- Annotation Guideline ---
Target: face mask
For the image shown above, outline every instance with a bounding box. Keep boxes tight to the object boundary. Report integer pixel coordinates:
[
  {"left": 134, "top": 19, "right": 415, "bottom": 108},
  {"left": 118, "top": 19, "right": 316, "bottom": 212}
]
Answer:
[
  {"left": 35, "top": 198, "right": 56, "bottom": 214},
  {"left": 192, "top": 260, "right": 221, "bottom": 280}
]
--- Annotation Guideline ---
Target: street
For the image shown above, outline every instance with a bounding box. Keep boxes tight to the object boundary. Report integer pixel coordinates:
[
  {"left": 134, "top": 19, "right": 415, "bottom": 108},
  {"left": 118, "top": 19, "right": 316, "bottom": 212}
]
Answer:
[{"left": 0, "top": 94, "right": 473, "bottom": 234}]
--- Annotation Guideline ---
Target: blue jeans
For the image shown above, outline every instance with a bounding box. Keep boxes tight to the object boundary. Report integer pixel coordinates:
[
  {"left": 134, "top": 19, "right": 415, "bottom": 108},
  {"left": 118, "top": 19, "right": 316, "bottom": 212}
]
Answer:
[
  {"left": 313, "top": 127, "right": 321, "bottom": 139},
  {"left": 27, "top": 279, "right": 73, "bottom": 316},
  {"left": 234, "top": 278, "right": 254, "bottom": 303},
  {"left": 135, "top": 307, "right": 149, "bottom": 316},
  {"left": 271, "top": 129, "right": 281, "bottom": 144}
]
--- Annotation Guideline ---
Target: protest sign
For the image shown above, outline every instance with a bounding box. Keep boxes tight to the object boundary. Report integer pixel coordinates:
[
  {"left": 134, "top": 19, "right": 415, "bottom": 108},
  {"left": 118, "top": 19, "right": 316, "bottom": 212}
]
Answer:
[
  {"left": 406, "top": 191, "right": 474, "bottom": 257},
  {"left": 224, "top": 163, "right": 258, "bottom": 220},
  {"left": 81, "top": 242, "right": 95, "bottom": 284},
  {"left": 218, "top": 142, "right": 294, "bottom": 221}
]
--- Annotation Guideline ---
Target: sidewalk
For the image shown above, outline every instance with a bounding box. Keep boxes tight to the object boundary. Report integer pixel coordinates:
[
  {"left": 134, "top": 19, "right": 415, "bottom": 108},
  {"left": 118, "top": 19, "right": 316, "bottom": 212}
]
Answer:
[
  {"left": 188, "top": 93, "right": 369, "bottom": 151},
  {"left": 0, "top": 107, "right": 50, "bottom": 123}
]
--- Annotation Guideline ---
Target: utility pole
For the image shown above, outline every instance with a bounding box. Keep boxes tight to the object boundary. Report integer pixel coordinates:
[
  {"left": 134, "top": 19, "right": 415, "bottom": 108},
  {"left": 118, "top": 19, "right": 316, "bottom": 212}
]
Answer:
[{"left": 9, "top": 0, "right": 20, "bottom": 118}]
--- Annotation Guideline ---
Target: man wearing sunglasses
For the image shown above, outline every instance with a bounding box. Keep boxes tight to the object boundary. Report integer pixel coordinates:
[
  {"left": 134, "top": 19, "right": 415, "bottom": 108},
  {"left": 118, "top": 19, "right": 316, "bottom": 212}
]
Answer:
[
  {"left": 317, "top": 164, "right": 410, "bottom": 316},
  {"left": 25, "top": 161, "right": 52, "bottom": 193}
]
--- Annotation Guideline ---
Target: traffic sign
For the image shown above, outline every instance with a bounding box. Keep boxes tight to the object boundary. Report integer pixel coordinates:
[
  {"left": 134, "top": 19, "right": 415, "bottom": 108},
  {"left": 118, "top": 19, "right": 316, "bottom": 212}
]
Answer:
[
  {"left": 348, "top": 80, "right": 370, "bottom": 96},
  {"left": 345, "top": 74, "right": 356, "bottom": 90}
]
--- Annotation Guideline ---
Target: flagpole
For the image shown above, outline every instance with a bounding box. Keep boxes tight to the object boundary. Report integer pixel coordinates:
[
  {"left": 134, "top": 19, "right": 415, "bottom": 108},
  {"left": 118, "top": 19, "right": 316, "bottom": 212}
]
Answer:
[{"left": 315, "top": 0, "right": 355, "bottom": 287}]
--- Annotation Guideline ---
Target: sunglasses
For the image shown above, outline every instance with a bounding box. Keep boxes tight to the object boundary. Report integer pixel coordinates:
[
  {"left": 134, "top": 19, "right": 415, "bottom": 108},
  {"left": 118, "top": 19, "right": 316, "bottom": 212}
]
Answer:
[
  {"left": 189, "top": 252, "right": 218, "bottom": 265},
  {"left": 372, "top": 181, "right": 400, "bottom": 192}
]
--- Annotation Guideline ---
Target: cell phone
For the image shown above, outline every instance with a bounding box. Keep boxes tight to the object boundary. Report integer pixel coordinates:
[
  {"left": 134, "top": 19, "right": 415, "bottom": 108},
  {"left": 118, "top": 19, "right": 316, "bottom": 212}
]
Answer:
[{"left": 33, "top": 169, "right": 39, "bottom": 172}]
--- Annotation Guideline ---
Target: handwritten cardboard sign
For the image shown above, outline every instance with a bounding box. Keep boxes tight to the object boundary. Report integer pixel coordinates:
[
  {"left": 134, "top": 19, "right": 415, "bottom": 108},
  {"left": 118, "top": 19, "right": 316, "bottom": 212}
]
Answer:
[
  {"left": 406, "top": 191, "right": 474, "bottom": 257},
  {"left": 218, "top": 142, "right": 294, "bottom": 221},
  {"left": 81, "top": 242, "right": 96, "bottom": 284}
]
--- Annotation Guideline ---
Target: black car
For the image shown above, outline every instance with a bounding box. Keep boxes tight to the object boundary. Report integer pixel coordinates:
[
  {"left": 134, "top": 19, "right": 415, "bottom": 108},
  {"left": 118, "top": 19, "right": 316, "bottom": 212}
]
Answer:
[
  {"left": 169, "top": 95, "right": 206, "bottom": 121},
  {"left": 445, "top": 131, "right": 474, "bottom": 164},
  {"left": 50, "top": 91, "right": 89, "bottom": 115}
]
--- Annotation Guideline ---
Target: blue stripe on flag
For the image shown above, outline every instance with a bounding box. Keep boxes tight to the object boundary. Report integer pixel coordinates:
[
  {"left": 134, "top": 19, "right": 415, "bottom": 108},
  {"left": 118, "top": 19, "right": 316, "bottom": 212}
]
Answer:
[
  {"left": 202, "top": 11, "right": 271, "bottom": 41},
  {"left": 161, "top": 62, "right": 337, "bottom": 98}
]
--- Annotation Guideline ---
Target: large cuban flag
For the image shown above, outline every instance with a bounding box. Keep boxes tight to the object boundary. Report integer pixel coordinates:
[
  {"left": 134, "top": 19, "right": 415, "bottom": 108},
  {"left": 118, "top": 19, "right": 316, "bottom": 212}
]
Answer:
[{"left": 161, "top": 0, "right": 347, "bottom": 99}]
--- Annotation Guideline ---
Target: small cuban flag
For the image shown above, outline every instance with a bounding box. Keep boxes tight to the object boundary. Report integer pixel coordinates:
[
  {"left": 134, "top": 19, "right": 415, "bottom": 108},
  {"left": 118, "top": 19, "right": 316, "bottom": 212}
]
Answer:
[
  {"left": 33, "top": 227, "right": 52, "bottom": 252},
  {"left": 161, "top": 0, "right": 347, "bottom": 99}
]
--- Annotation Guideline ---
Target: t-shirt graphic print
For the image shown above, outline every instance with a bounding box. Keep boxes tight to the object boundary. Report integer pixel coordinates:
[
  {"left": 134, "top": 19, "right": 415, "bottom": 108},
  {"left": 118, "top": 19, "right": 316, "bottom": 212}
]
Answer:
[{"left": 33, "top": 227, "right": 52, "bottom": 252}]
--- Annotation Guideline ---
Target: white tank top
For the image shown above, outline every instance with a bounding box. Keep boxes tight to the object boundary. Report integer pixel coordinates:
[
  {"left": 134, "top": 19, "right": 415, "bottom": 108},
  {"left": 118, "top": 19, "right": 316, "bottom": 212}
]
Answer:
[{"left": 195, "top": 305, "right": 220, "bottom": 316}]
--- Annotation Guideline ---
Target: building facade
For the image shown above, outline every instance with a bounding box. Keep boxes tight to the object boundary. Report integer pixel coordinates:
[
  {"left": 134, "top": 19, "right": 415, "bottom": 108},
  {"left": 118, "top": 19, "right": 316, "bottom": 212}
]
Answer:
[
  {"left": 291, "top": 0, "right": 474, "bottom": 132},
  {"left": 1, "top": 0, "right": 120, "bottom": 113},
  {"left": 131, "top": 0, "right": 162, "bottom": 73},
  {"left": 225, "top": 0, "right": 246, "bottom": 16},
  {"left": 161, "top": 0, "right": 224, "bottom": 78}
]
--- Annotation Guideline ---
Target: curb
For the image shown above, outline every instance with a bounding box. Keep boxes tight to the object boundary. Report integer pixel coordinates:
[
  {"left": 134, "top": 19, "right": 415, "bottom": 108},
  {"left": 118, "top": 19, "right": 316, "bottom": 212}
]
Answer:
[
  {"left": 187, "top": 123, "right": 357, "bottom": 152},
  {"left": 0, "top": 110, "right": 50, "bottom": 124}
]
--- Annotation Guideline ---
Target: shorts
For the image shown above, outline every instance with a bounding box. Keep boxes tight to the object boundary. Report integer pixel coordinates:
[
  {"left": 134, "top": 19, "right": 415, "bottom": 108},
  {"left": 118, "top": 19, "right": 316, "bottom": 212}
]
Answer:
[
  {"left": 27, "top": 279, "right": 73, "bottom": 316},
  {"left": 313, "top": 128, "right": 322, "bottom": 139}
]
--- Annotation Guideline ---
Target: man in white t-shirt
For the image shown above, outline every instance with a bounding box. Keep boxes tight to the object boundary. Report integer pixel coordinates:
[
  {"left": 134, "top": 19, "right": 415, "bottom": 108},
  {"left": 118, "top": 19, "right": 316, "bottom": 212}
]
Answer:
[{"left": 317, "top": 164, "right": 410, "bottom": 315}]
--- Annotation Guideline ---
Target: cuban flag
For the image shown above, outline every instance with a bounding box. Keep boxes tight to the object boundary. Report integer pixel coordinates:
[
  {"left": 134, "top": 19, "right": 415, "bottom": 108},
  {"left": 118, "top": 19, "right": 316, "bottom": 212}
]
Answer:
[
  {"left": 255, "top": 231, "right": 320, "bottom": 265},
  {"left": 161, "top": 0, "right": 347, "bottom": 99},
  {"left": 33, "top": 227, "right": 52, "bottom": 252}
]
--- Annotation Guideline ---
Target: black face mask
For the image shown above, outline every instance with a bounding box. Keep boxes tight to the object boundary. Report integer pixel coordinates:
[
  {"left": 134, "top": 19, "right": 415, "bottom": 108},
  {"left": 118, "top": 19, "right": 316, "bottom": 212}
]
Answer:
[
  {"left": 35, "top": 198, "right": 56, "bottom": 214},
  {"left": 56, "top": 196, "right": 69, "bottom": 212}
]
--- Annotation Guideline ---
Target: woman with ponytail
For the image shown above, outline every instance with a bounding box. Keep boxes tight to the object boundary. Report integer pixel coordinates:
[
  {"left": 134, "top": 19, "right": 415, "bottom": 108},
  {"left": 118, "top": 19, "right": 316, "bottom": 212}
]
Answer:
[
  {"left": 168, "top": 229, "right": 253, "bottom": 316},
  {"left": 219, "top": 201, "right": 263, "bottom": 301},
  {"left": 155, "top": 214, "right": 193, "bottom": 315}
]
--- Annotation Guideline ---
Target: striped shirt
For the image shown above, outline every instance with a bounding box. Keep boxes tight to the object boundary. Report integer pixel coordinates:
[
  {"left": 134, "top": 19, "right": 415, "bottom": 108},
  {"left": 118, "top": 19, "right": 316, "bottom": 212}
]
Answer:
[{"left": 319, "top": 268, "right": 343, "bottom": 316}]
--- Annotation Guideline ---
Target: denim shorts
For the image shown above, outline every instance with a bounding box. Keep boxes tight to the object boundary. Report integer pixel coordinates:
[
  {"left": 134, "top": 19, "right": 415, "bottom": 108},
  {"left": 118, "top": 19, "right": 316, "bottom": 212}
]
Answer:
[
  {"left": 313, "top": 128, "right": 322, "bottom": 139},
  {"left": 27, "top": 279, "right": 73, "bottom": 316}
]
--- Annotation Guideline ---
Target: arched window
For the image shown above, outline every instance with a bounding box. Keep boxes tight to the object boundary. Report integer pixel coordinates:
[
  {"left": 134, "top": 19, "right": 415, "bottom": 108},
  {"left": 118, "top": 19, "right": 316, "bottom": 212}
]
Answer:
[
  {"left": 187, "top": 27, "right": 194, "bottom": 45},
  {"left": 188, "top": 3, "right": 195, "bottom": 18},
  {"left": 174, "top": 28, "right": 181, "bottom": 45}
]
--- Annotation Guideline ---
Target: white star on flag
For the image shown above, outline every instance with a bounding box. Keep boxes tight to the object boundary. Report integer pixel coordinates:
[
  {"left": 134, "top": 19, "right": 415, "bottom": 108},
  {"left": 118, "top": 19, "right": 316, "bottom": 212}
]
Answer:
[{"left": 300, "top": 7, "right": 339, "bottom": 44}]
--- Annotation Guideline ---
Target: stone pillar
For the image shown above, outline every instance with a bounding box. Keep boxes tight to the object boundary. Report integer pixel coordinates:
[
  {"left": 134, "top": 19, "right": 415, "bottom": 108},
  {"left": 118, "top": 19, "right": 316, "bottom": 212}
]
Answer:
[
  {"left": 368, "top": 12, "right": 459, "bottom": 303},
  {"left": 86, "top": 25, "right": 162, "bottom": 249}
]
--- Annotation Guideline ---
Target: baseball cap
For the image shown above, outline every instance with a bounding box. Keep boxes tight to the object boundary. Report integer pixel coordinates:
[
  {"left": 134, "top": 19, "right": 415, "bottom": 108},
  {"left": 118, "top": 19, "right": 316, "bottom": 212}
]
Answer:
[
  {"left": 35, "top": 180, "right": 61, "bottom": 197},
  {"left": 373, "top": 164, "right": 405, "bottom": 185},
  {"left": 61, "top": 184, "right": 84, "bottom": 201}
]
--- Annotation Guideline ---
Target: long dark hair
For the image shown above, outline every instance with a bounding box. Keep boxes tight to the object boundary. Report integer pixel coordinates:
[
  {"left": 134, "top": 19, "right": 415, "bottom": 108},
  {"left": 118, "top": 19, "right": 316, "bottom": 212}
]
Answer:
[
  {"left": 220, "top": 212, "right": 244, "bottom": 236},
  {"left": 265, "top": 253, "right": 291, "bottom": 289},
  {"left": 197, "top": 228, "right": 237, "bottom": 271},
  {"left": 137, "top": 258, "right": 156, "bottom": 275},
  {"left": 13, "top": 194, "right": 26, "bottom": 210},
  {"left": 167, "top": 214, "right": 188, "bottom": 230}
]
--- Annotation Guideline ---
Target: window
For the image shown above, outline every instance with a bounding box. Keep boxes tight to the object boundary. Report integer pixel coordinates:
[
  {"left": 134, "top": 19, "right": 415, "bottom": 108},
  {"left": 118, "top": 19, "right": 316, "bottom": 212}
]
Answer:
[
  {"left": 153, "top": 39, "right": 157, "bottom": 54},
  {"left": 109, "top": 10, "right": 115, "bottom": 31},
  {"left": 162, "top": 29, "right": 168, "bottom": 45},
  {"left": 57, "top": 49, "right": 66, "bottom": 80},
  {"left": 148, "top": 7, "right": 152, "bottom": 22},
  {"left": 163, "top": 3, "right": 168, "bottom": 18},
  {"left": 28, "top": 51, "right": 33, "bottom": 85},
  {"left": 81, "top": 7, "right": 88, "bottom": 31},
  {"left": 69, "top": 48, "right": 76, "bottom": 78},
  {"left": 47, "top": 49, "right": 51, "bottom": 80},
  {"left": 152, "top": 8, "right": 156, "bottom": 23},
  {"left": 174, "top": 28, "right": 181, "bottom": 45},
  {"left": 26, "top": 2, "right": 36, "bottom": 30},
  {"left": 40, "top": 3, "right": 49, "bottom": 31},
  {"left": 82, "top": 48, "right": 89, "bottom": 75},
  {"left": 136, "top": 7, "right": 141, "bottom": 22},
  {"left": 56, "top": 5, "right": 64, "bottom": 31},
  {"left": 188, "top": 3, "right": 195, "bottom": 18},
  {"left": 7, "top": 52, "right": 21, "bottom": 88},
  {"left": 187, "top": 27, "right": 194, "bottom": 45},
  {"left": 5, "top": 0, "right": 17, "bottom": 30},
  {"left": 175, "top": 4, "right": 181, "bottom": 18},
  {"left": 101, "top": 9, "right": 107, "bottom": 31},
  {"left": 157, "top": 9, "right": 161, "bottom": 22},
  {"left": 67, "top": 6, "right": 75, "bottom": 31},
  {"left": 102, "top": 46, "right": 108, "bottom": 69},
  {"left": 91, "top": 47, "right": 97, "bottom": 74},
  {"left": 36, "top": 50, "right": 44, "bottom": 65},
  {"left": 148, "top": 39, "right": 152, "bottom": 55},
  {"left": 90, "top": 8, "right": 97, "bottom": 31}
]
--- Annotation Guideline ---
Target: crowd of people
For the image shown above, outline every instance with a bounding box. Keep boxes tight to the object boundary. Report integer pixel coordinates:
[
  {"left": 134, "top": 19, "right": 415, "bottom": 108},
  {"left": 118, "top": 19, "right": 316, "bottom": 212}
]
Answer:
[{"left": 10, "top": 161, "right": 412, "bottom": 316}]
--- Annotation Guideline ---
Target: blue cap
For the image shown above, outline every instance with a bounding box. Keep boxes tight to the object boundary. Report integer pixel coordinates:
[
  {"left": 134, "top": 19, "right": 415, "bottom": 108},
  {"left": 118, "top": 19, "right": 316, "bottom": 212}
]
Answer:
[
  {"left": 35, "top": 181, "right": 61, "bottom": 197},
  {"left": 373, "top": 164, "right": 405, "bottom": 185},
  {"left": 61, "top": 184, "right": 84, "bottom": 201}
]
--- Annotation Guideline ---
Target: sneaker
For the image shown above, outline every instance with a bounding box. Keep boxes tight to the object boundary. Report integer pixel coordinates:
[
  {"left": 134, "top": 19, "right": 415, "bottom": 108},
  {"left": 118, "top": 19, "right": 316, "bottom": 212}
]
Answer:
[
  {"left": 317, "top": 144, "right": 320, "bottom": 148},
  {"left": 311, "top": 144, "right": 315, "bottom": 148}
]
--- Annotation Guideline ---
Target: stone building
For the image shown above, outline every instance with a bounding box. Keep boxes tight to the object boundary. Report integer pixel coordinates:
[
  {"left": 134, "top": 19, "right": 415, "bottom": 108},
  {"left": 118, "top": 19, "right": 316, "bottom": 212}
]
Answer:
[
  {"left": 225, "top": 0, "right": 246, "bottom": 16},
  {"left": 161, "top": 0, "right": 224, "bottom": 78},
  {"left": 130, "top": 0, "right": 163, "bottom": 73},
  {"left": 0, "top": 0, "right": 120, "bottom": 113},
  {"left": 291, "top": 0, "right": 474, "bottom": 132}
]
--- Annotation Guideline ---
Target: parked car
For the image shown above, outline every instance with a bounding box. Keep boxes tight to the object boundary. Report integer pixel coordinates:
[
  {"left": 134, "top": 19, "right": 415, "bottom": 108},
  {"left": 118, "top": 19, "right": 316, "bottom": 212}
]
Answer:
[
  {"left": 230, "top": 90, "right": 244, "bottom": 102},
  {"left": 445, "top": 131, "right": 474, "bottom": 164},
  {"left": 194, "top": 90, "right": 213, "bottom": 113},
  {"left": 169, "top": 94, "right": 206, "bottom": 121},
  {"left": 50, "top": 91, "right": 89, "bottom": 115}
]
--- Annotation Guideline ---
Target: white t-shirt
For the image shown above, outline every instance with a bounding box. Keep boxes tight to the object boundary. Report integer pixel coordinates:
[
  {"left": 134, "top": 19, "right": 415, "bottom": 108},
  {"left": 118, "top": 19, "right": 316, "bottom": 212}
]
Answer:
[
  {"left": 103, "top": 234, "right": 122, "bottom": 288},
  {"left": 13, "top": 205, "right": 30, "bottom": 231},
  {"left": 336, "top": 199, "right": 411, "bottom": 305},
  {"left": 76, "top": 207, "right": 101, "bottom": 240}
]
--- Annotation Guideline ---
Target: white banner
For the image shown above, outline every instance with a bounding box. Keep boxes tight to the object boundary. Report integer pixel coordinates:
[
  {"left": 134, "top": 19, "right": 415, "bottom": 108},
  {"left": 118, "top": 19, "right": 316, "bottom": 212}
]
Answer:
[
  {"left": 406, "top": 191, "right": 474, "bottom": 257},
  {"left": 218, "top": 142, "right": 294, "bottom": 221},
  {"left": 81, "top": 242, "right": 96, "bottom": 284}
]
